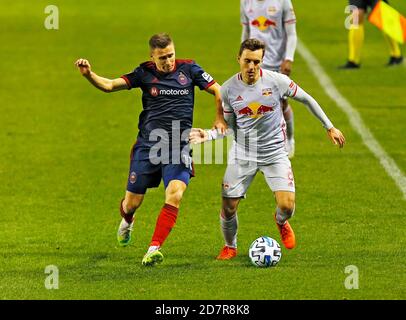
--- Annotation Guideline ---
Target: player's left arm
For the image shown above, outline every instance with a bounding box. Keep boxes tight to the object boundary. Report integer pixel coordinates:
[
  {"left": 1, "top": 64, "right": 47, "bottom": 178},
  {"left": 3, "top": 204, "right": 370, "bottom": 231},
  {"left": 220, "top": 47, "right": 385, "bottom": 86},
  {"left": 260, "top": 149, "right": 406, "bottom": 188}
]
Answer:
[
  {"left": 290, "top": 85, "right": 345, "bottom": 148},
  {"left": 240, "top": 0, "right": 250, "bottom": 42},
  {"left": 190, "top": 86, "right": 235, "bottom": 144},
  {"left": 205, "top": 82, "right": 228, "bottom": 134},
  {"left": 280, "top": 0, "right": 297, "bottom": 76}
]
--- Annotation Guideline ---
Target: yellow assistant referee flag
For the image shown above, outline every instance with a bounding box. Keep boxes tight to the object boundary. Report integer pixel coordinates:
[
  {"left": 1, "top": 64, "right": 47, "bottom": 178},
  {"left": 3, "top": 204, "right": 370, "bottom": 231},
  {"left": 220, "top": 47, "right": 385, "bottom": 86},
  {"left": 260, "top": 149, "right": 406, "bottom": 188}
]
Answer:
[{"left": 368, "top": 0, "right": 406, "bottom": 44}]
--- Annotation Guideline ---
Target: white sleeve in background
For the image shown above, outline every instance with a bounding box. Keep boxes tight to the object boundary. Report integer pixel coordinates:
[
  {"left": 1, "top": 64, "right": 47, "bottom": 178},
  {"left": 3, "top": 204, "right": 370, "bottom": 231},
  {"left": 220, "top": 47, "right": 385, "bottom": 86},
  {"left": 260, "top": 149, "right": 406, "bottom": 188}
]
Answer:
[
  {"left": 241, "top": 24, "right": 250, "bottom": 42},
  {"left": 283, "top": 0, "right": 297, "bottom": 61},
  {"left": 240, "top": 0, "right": 250, "bottom": 43},
  {"left": 275, "top": 73, "right": 333, "bottom": 130},
  {"left": 284, "top": 22, "right": 297, "bottom": 62},
  {"left": 240, "top": 0, "right": 249, "bottom": 26}
]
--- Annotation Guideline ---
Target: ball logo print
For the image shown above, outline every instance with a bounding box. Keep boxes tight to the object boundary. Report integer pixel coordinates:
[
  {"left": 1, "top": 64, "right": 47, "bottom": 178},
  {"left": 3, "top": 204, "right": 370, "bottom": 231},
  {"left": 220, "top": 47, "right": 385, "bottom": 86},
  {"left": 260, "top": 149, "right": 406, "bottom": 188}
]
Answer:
[{"left": 249, "top": 236, "right": 281, "bottom": 267}]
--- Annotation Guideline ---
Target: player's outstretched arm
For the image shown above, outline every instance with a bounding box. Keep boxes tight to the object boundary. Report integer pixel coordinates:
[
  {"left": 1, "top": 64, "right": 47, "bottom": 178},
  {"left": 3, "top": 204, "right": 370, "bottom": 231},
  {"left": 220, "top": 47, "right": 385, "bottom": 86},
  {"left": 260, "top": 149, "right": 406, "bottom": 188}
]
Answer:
[
  {"left": 189, "top": 127, "right": 234, "bottom": 145},
  {"left": 74, "top": 58, "right": 128, "bottom": 93},
  {"left": 292, "top": 86, "right": 345, "bottom": 148},
  {"left": 189, "top": 109, "right": 236, "bottom": 145},
  {"left": 189, "top": 128, "right": 209, "bottom": 144},
  {"left": 327, "top": 127, "right": 346, "bottom": 148},
  {"left": 205, "top": 83, "right": 228, "bottom": 134}
]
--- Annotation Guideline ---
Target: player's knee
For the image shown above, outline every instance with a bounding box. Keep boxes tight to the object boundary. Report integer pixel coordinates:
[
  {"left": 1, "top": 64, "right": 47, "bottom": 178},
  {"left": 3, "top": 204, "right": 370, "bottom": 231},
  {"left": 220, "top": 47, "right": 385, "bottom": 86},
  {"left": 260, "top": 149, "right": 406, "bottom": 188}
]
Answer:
[
  {"left": 123, "top": 197, "right": 142, "bottom": 213},
  {"left": 222, "top": 203, "right": 238, "bottom": 217},
  {"left": 165, "top": 188, "right": 184, "bottom": 207},
  {"left": 123, "top": 201, "right": 136, "bottom": 214}
]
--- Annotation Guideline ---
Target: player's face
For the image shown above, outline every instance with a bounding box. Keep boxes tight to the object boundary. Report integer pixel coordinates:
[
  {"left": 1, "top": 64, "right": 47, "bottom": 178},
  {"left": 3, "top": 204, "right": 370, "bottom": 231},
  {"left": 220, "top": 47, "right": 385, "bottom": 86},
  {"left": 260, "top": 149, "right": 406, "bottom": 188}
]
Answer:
[
  {"left": 151, "top": 43, "right": 176, "bottom": 73},
  {"left": 238, "top": 49, "right": 263, "bottom": 85}
]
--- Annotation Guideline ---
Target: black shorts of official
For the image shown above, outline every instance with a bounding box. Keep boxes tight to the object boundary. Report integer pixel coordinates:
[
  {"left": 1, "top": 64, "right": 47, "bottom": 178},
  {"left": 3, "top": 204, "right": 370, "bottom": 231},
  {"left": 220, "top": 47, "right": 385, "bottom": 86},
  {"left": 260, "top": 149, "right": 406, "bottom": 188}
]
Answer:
[{"left": 349, "top": 0, "right": 388, "bottom": 11}]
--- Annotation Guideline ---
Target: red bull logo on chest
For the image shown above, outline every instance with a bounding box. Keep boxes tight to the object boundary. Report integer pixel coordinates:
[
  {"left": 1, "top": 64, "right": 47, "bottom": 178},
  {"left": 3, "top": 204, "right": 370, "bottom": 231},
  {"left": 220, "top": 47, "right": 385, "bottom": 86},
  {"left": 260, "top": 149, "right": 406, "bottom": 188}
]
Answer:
[
  {"left": 251, "top": 16, "right": 277, "bottom": 31},
  {"left": 237, "top": 102, "right": 274, "bottom": 119}
]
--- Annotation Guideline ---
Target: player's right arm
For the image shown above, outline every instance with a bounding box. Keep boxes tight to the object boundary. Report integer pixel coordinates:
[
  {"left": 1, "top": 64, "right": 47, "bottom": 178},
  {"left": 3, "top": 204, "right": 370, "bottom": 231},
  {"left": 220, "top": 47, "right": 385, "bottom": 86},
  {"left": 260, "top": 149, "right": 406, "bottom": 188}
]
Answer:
[
  {"left": 75, "top": 58, "right": 128, "bottom": 92},
  {"left": 280, "top": 0, "right": 297, "bottom": 75}
]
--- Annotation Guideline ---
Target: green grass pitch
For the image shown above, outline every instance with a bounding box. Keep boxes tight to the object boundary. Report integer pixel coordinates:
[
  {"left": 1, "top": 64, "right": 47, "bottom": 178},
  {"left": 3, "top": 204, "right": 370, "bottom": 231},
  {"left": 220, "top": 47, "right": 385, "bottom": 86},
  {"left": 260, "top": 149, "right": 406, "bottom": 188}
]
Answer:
[{"left": 0, "top": 0, "right": 405, "bottom": 299}]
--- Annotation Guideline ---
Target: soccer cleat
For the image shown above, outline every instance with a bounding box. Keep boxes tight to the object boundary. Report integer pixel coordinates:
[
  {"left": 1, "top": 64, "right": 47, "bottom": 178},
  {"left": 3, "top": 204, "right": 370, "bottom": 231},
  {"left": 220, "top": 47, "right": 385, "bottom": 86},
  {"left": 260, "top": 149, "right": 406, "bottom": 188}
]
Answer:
[
  {"left": 286, "top": 138, "right": 295, "bottom": 159},
  {"left": 387, "top": 56, "right": 403, "bottom": 66},
  {"left": 338, "top": 61, "right": 360, "bottom": 69},
  {"left": 142, "top": 248, "right": 164, "bottom": 266},
  {"left": 117, "top": 218, "right": 134, "bottom": 247},
  {"left": 274, "top": 214, "right": 296, "bottom": 249},
  {"left": 216, "top": 246, "right": 237, "bottom": 260}
]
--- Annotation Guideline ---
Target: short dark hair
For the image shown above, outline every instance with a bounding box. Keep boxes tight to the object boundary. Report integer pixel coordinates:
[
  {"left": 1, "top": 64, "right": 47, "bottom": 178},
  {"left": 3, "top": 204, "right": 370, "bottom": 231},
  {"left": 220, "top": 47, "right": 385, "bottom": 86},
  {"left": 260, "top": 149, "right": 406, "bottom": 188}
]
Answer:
[
  {"left": 149, "top": 33, "right": 173, "bottom": 50},
  {"left": 239, "top": 38, "right": 265, "bottom": 57}
]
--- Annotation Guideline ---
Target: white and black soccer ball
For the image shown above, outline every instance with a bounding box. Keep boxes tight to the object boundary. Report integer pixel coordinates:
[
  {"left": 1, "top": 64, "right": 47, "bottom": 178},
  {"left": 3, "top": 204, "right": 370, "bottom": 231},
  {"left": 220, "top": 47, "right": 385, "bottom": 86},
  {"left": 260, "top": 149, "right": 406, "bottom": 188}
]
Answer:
[{"left": 249, "top": 236, "right": 282, "bottom": 267}]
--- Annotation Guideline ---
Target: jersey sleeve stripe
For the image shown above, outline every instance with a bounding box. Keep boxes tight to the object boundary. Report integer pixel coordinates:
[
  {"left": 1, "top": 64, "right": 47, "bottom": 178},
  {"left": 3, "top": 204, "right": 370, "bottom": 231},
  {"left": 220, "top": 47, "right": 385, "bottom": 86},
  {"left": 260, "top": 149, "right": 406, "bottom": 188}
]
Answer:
[
  {"left": 204, "top": 80, "right": 216, "bottom": 89},
  {"left": 121, "top": 75, "right": 131, "bottom": 89},
  {"left": 284, "top": 19, "right": 296, "bottom": 24},
  {"left": 223, "top": 110, "right": 233, "bottom": 114},
  {"left": 292, "top": 85, "right": 298, "bottom": 97}
]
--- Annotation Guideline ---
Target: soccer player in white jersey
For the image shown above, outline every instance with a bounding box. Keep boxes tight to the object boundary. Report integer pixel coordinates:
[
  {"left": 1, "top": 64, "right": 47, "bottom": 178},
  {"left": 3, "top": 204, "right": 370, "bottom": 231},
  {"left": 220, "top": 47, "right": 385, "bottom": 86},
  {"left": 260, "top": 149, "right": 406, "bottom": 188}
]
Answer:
[
  {"left": 189, "top": 39, "right": 345, "bottom": 259},
  {"left": 240, "top": 0, "right": 297, "bottom": 158}
]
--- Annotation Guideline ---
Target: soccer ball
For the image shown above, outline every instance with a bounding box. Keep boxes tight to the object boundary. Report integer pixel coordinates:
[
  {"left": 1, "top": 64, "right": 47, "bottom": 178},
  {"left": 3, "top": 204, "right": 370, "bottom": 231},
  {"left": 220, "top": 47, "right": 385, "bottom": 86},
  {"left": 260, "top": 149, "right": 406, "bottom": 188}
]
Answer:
[{"left": 249, "top": 236, "right": 282, "bottom": 267}]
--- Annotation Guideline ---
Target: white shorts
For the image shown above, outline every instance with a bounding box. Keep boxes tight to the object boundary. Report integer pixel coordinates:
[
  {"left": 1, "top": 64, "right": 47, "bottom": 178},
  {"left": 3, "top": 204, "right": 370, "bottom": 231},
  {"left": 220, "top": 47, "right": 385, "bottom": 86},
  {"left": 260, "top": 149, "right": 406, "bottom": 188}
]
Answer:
[{"left": 222, "top": 157, "right": 295, "bottom": 198}]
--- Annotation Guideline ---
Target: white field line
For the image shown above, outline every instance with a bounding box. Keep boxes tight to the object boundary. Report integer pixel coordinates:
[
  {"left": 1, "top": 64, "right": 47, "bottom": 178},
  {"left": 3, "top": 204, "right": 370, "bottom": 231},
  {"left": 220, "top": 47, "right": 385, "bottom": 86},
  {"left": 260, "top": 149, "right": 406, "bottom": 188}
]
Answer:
[{"left": 297, "top": 38, "right": 406, "bottom": 200}]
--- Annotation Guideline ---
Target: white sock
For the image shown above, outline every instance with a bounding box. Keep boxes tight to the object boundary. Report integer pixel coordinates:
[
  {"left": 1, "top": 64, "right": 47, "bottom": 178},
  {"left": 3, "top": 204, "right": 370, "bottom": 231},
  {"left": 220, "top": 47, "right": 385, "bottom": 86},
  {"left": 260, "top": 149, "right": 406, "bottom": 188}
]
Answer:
[
  {"left": 220, "top": 211, "right": 238, "bottom": 248},
  {"left": 147, "top": 245, "right": 160, "bottom": 253},
  {"left": 284, "top": 105, "right": 294, "bottom": 141}
]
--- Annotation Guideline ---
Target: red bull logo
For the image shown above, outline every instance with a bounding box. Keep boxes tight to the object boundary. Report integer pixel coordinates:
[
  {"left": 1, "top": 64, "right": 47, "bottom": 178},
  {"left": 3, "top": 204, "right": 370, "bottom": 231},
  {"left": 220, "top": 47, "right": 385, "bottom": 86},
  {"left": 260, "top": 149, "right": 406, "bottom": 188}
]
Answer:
[
  {"left": 251, "top": 16, "right": 277, "bottom": 31},
  {"left": 237, "top": 102, "right": 274, "bottom": 119}
]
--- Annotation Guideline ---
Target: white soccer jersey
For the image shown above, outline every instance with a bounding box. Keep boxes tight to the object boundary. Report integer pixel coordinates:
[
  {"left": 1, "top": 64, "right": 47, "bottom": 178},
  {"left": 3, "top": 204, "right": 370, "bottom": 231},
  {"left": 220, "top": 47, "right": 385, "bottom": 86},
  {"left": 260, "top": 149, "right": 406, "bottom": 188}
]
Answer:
[
  {"left": 240, "top": 0, "right": 296, "bottom": 69},
  {"left": 221, "top": 69, "right": 298, "bottom": 164}
]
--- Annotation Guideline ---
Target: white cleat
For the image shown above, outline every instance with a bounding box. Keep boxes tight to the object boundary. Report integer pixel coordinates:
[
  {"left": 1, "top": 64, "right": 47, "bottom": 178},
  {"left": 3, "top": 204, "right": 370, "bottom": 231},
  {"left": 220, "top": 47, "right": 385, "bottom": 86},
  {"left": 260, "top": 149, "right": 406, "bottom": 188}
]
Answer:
[
  {"left": 286, "top": 139, "right": 295, "bottom": 159},
  {"left": 117, "top": 218, "right": 133, "bottom": 247}
]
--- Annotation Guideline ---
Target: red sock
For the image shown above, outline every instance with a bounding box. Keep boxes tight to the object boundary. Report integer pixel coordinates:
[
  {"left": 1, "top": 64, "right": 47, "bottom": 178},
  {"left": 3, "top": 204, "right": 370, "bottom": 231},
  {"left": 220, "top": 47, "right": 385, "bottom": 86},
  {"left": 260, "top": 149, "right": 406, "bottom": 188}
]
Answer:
[
  {"left": 150, "top": 204, "right": 179, "bottom": 247},
  {"left": 120, "top": 199, "right": 135, "bottom": 224}
]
